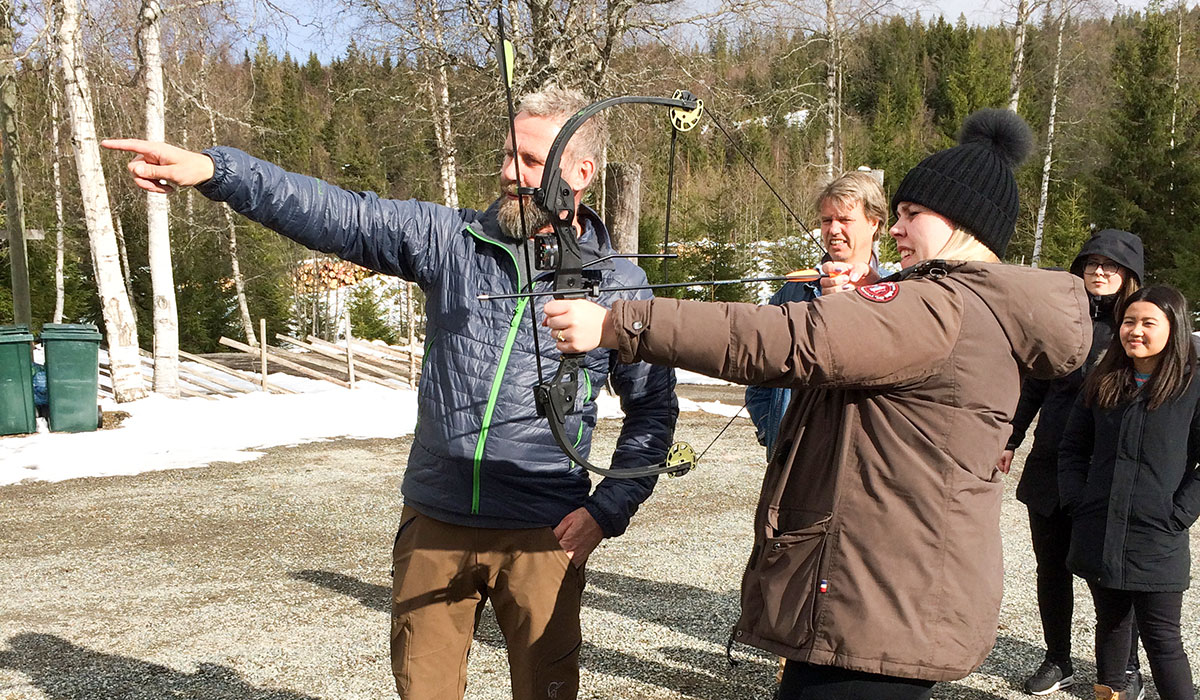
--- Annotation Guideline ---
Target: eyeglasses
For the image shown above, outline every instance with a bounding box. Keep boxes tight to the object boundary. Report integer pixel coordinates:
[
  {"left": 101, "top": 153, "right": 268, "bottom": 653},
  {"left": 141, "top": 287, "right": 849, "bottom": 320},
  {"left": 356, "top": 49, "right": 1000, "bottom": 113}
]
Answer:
[{"left": 1084, "top": 261, "right": 1121, "bottom": 275}]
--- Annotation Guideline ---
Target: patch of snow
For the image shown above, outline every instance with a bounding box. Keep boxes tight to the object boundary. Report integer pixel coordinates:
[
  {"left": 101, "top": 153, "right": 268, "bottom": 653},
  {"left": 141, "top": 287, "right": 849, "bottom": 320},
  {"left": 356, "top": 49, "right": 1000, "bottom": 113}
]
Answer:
[
  {"left": 1, "top": 382, "right": 418, "bottom": 486},
  {"left": 675, "top": 369, "right": 732, "bottom": 386},
  {"left": 2, "top": 367, "right": 740, "bottom": 486}
]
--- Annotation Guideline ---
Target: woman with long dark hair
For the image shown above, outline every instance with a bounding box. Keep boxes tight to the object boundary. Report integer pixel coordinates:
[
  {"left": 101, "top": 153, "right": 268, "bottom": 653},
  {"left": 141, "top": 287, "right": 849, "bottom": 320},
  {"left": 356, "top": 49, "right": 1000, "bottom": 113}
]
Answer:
[
  {"left": 1000, "top": 229, "right": 1145, "bottom": 697},
  {"left": 1059, "top": 285, "right": 1200, "bottom": 700}
]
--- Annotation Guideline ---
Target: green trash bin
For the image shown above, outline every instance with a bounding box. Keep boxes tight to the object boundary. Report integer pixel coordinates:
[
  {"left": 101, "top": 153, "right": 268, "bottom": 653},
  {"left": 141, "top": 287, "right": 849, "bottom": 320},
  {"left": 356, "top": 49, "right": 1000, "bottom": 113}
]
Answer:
[
  {"left": 41, "top": 323, "right": 103, "bottom": 433},
  {"left": 0, "top": 325, "right": 37, "bottom": 436}
]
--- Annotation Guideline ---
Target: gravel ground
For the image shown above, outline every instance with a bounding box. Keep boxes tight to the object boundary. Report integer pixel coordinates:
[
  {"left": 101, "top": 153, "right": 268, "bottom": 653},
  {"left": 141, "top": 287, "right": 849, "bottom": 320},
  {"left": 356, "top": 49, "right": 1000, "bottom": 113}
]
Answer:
[{"left": 1, "top": 384, "right": 1197, "bottom": 699}]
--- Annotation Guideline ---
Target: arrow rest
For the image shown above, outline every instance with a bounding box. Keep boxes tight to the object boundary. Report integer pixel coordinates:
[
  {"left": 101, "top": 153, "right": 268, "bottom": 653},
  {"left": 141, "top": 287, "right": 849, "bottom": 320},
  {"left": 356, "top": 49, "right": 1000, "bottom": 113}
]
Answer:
[{"left": 534, "top": 233, "right": 559, "bottom": 270}]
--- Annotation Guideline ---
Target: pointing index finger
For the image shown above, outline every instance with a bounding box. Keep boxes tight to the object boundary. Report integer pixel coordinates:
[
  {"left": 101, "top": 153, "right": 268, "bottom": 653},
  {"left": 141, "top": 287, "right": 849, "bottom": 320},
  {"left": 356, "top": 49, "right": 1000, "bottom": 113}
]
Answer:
[{"left": 100, "top": 138, "right": 157, "bottom": 157}]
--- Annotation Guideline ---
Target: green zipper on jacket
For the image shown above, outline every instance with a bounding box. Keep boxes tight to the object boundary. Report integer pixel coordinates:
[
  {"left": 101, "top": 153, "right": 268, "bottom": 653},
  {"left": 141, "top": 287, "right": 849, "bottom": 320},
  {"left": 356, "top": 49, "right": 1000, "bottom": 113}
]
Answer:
[
  {"left": 467, "top": 224, "right": 527, "bottom": 514},
  {"left": 566, "top": 369, "right": 593, "bottom": 467}
]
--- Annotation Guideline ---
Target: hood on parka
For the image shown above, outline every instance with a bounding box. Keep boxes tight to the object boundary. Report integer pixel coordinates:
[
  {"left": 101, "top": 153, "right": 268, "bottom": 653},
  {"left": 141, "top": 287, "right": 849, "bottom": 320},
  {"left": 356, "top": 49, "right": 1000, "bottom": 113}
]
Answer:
[
  {"left": 1069, "top": 228, "right": 1144, "bottom": 284},
  {"left": 909, "top": 260, "right": 1092, "bottom": 381}
]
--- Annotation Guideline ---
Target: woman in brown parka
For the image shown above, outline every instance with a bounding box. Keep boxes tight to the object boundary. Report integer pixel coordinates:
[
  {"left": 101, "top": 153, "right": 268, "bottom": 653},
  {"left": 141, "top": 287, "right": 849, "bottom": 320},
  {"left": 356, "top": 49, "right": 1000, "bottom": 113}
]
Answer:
[{"left": 544, "top": 109, "right": 1092, "bottom": 699}]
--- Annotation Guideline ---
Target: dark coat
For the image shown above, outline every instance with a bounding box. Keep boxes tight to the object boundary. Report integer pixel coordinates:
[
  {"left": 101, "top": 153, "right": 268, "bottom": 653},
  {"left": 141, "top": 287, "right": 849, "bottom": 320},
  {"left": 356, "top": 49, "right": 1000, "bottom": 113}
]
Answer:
[
  {"left": 1009, "top": 294, "right": 1117, "bottom": 515},
  {"left": 609, "top": 261, "right": 1090, "bottom": 681},
  {"left": 1059, "top": 369, "right": 1200, "bottom": 591},
  {"left": 1009, "top": 228, "right": 1144, "bottom": 516},
  {"left": 196, "top": 147, "right": 678, "bottom": 537}
]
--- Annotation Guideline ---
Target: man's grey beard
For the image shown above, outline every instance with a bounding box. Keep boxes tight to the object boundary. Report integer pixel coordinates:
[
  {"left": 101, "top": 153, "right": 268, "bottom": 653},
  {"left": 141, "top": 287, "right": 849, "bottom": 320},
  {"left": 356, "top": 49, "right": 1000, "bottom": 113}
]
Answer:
[{"left": 497, "top": 195, "right": 555, "bottom": 241}]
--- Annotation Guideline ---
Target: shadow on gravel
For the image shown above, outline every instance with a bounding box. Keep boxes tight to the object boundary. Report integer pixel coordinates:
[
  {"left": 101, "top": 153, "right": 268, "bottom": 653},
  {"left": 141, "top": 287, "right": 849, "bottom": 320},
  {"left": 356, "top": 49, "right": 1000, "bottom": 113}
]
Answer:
[
  {"left": 931, "top": 686, "right": 1007, "bottom": 700},
  {"left": 584, "top": 569, "right": 742, "bottom": 644},
  {"left": 293, "top": 569, "right": 388, "bottom": 611},
  {"left": 0, "top": 633, "right": 317, "bottom": 700},
  {"left": 293, "top": 568, "right": 776, "bottom": 698},
  {"left": 291, "top": 567, "right": 745, "bottom": 648},
  {"left": 294, "top": 569, "right": 1108, "bottom": 700},
  {"left": 580, "top": 641, "right": 776, "bottom": 699}
]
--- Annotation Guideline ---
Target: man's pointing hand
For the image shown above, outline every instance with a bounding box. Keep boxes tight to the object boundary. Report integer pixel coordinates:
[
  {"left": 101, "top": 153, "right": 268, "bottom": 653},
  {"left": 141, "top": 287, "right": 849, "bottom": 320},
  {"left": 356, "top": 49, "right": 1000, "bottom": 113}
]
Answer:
[{"left": 100, "top": 139, "right": 215, "bottom": 194}]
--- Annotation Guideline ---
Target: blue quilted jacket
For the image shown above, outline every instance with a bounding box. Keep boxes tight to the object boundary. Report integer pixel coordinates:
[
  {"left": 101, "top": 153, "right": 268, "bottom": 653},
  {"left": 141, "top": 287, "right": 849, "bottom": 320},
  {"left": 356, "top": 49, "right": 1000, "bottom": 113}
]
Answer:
[{"left": 198, "top": 147, "right": 678, "bottom": 536}]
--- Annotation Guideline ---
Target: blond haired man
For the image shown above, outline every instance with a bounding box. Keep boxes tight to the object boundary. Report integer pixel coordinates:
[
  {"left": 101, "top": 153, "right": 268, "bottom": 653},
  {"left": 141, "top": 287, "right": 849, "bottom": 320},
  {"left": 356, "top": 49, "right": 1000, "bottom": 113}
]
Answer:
[{"left": 746, "top": 171, "right": 886, "bottom": 458}]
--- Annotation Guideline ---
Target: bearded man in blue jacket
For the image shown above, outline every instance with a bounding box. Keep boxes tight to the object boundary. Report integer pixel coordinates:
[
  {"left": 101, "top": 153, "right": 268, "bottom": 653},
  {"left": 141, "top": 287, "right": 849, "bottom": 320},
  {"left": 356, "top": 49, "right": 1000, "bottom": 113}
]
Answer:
[{"left": 104, "top": 86, "right": 678, "bottom": 700}]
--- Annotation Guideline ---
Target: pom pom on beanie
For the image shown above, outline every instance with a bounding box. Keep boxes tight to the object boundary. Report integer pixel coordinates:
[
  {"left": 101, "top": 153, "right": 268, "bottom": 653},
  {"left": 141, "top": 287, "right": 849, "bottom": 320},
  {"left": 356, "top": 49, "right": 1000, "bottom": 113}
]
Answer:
[
  {"left": 891, "top": 108, "right": 1035, "bottom": 258},
  {"left": 958, "top": 108, "right": 1035, "bottom": 168}
]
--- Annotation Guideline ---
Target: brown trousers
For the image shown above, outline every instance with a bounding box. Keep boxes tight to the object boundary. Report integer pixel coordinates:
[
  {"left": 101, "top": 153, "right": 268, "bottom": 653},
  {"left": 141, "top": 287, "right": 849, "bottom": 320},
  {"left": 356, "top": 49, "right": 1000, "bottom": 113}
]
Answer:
[{"left": 390, "top": 506, "right": 585, "bottom": 700}]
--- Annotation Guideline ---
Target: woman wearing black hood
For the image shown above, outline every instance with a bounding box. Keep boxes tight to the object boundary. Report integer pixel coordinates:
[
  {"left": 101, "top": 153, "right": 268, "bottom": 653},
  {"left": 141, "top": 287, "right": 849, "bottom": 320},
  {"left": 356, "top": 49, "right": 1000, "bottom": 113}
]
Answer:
[{"left": 1000, "top": 228, "right": 1145, "bottom": 697}]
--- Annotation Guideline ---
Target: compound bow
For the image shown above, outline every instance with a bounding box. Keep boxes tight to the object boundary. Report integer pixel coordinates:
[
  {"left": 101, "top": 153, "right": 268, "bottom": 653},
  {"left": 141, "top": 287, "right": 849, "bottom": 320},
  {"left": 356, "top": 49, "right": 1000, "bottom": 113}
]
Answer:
[{"left": 493, "top": 12, "right": 829, "bottom": 481}]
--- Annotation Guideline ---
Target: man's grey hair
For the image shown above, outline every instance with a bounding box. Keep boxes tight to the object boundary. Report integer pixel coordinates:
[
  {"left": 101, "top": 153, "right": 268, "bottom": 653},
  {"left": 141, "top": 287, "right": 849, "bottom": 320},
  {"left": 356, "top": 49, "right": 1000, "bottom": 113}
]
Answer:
[{"left": 518, "top": 86, "right": 607, "bottom": 180}]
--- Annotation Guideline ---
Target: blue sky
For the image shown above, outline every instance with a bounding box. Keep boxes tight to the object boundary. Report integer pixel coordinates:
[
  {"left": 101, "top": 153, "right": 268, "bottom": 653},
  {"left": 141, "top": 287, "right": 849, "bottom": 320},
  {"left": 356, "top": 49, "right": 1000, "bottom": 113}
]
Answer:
[{"left": 255, "top": 0, "right": 1159, "bottom": 64}]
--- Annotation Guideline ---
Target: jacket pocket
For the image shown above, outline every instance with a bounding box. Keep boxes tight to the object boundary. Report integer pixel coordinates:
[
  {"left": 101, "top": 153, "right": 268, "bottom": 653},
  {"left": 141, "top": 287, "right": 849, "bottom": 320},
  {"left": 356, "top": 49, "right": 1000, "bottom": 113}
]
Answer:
[
  {"left": 1169, "top": 503, "right": 1197, "bottom": 532},
  {"left": 1070, "top": 476, "right": 1109, "bottom": 520},
  {"left": 742, "top": 519, "right": 830, "bottom": 647}
]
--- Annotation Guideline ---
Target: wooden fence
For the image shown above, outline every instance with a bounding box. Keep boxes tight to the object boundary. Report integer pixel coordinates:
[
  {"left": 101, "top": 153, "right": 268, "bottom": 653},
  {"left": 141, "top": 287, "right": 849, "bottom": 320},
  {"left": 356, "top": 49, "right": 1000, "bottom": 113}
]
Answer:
[{"left": 99, "top": 324, "right": 422, "bottom": 399}]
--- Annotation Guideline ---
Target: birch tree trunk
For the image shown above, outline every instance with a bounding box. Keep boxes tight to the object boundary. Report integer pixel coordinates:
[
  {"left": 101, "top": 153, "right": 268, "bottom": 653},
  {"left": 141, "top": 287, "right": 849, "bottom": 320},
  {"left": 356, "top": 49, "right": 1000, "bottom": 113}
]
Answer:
[
  {"left": 604, "top": 162, "right": 641, "bottom": 256},
  {"left": 835, "top": 32, "right": 844, "bottom": 173},
  {"left": 136, "top": 0, "right": 178, "bottom": 393},
  {"left": 0, "top": 0, "right": 31, "bottom": 326},
  {"left": 221, "top": 198, "right": 256, "bottom": 345},
  {"left": 56, "top": 0, "right": 146, "bottom": 401},
  {"left": 823, "top": 0, "right": 837, "bottom": 182},
  {"left": 180, "top": 123, "right": 194, "bottom": 222},
  {"left": 114, "top": 215, "right": 137, "bottom": 327},
  {"left": 1007, "top": 0, "right": 1029, "bottom": 111},
  {"left": 139, "top": 0, "right": 180, "bottom": 396},
  {"left": 1032, "top": 3, "right": 1064, "bottom": 267},
  {"left": 413, "top": 0, "right": 458, "bottom": 207},
  {"left": 178, "top": 51, "right": 194, "bottom": 224},
  {"left": 1170, "top": 3, "right": 1181, "bottom": 157},
  {"left": 50, "top": 62, "right": 66, "bottom": 323},
  {"left": 198, "top": 54, "right": 256, "bottom": 345}
]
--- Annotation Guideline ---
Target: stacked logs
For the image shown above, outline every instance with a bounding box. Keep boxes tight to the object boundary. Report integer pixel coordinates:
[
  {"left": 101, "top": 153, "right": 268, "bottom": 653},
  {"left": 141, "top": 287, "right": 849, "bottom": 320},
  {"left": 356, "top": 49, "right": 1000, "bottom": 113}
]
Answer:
[{"left": 294, "top": 258, "right": 372, "bottom": 293}]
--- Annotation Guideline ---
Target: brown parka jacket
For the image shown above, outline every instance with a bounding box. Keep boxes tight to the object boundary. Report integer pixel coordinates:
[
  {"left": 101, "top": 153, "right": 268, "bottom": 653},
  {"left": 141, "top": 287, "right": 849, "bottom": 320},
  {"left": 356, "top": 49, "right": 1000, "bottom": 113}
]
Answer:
[{"left": 608, "top": 260, "right": 1091, "bottom": 682}]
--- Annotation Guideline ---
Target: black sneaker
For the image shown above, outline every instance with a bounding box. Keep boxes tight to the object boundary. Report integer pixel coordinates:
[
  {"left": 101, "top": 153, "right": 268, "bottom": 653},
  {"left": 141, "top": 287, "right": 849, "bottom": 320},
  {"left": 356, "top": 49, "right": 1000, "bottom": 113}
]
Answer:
[
  {"left": 1023, "top": 658, "right": 1075, "bottom": 695},
  {"left": 1125, "top": 669, "right": 1146, "bottom": 700}
]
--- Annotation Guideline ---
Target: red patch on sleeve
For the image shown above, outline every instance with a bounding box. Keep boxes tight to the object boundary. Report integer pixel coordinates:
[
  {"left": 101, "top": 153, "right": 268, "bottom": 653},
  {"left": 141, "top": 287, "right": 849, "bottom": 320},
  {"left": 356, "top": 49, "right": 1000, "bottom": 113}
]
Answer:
[{"left": 856, "top": 281, "right": 900, "bottom": 303}]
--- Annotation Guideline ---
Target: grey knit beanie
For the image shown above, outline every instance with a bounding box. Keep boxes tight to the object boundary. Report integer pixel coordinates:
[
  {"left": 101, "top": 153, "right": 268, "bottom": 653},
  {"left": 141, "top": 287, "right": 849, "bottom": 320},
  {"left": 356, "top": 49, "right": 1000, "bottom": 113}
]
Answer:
[{"left": 891, "top": 108, "right": 1035, "bottom": 257}]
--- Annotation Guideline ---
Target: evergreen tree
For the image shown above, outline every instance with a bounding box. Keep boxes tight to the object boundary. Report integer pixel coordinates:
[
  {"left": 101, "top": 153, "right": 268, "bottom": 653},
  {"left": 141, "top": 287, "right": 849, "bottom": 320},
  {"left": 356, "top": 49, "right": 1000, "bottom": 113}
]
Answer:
[
  {"left": 1089, "top": 6, "right": 1200, "bottom": 308},
  {"left": 348, "top": 283, "right": 398, "bottom": 344}
]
